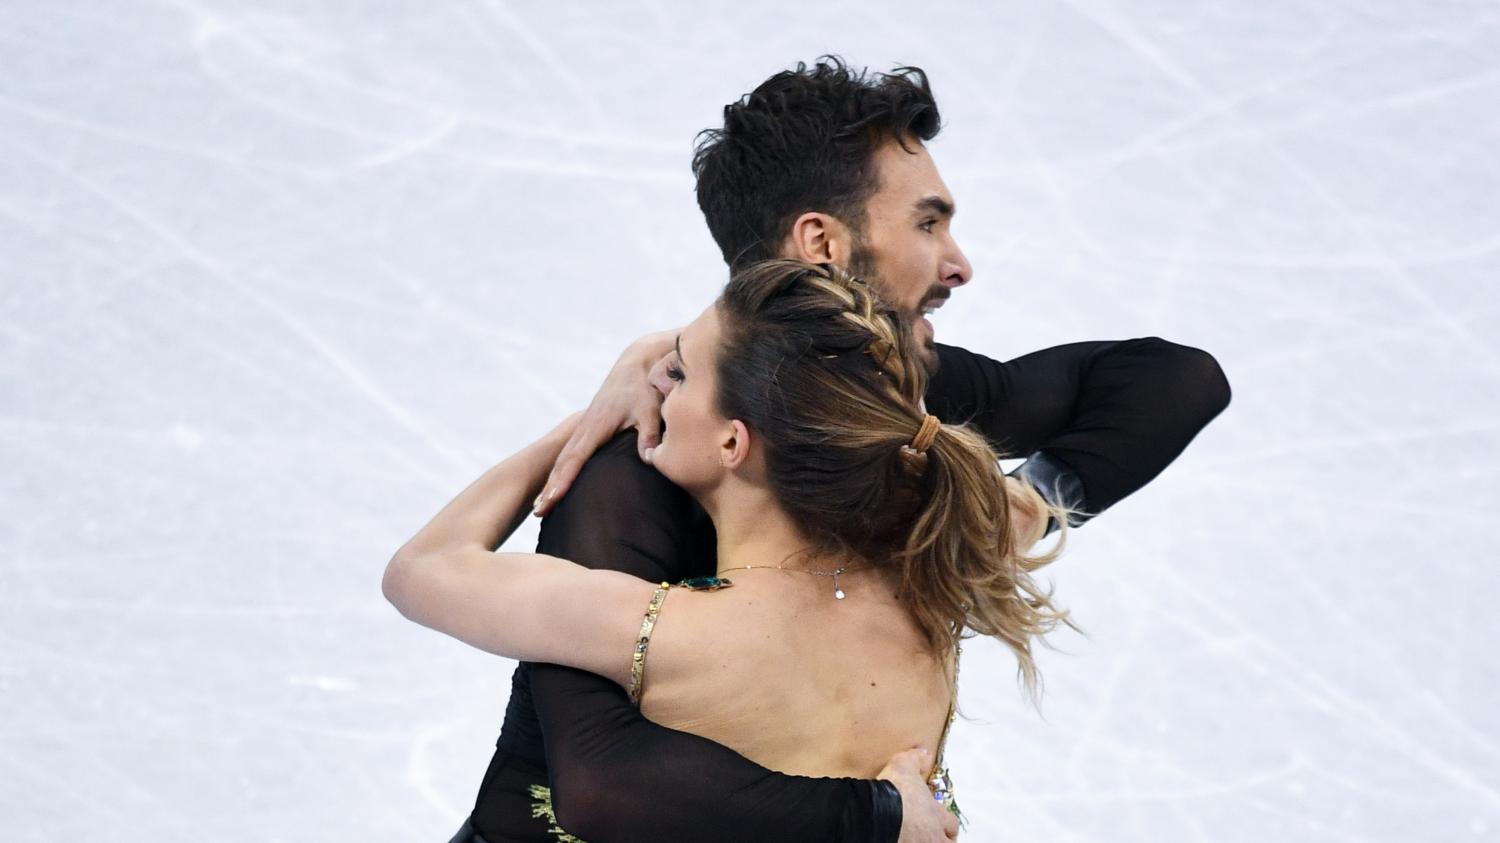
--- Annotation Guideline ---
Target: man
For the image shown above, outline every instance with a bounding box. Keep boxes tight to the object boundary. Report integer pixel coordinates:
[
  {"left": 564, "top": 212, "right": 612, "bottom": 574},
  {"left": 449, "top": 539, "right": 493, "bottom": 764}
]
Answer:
[{"left": 452, "top": 57, "right": 1230, "bottom": 842}]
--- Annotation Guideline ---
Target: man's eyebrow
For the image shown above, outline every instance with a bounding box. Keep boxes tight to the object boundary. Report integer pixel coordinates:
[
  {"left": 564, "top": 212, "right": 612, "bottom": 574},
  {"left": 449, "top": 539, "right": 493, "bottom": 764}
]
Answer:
[
  {"left": 675, "top": 334, "right": 685, "bottom": 369},
  {"left": 914, "top": 195, "right": 955, "bottom": 219}
]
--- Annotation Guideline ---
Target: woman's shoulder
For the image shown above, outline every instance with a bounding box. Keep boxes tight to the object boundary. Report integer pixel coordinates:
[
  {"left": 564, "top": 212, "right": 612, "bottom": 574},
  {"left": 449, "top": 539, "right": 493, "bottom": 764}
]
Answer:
[
  {"left": 652, "top": 569, "right": 921, "bottom": 667},
  {"left": 648, "top": 573, "right": 808, "bottom": 656}
]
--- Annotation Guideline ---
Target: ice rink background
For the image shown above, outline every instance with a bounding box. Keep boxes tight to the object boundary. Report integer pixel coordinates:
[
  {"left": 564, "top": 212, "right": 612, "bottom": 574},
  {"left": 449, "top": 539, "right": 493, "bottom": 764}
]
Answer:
[{"left": 3, "top": 1, "right": 1498, "bottom": 840}]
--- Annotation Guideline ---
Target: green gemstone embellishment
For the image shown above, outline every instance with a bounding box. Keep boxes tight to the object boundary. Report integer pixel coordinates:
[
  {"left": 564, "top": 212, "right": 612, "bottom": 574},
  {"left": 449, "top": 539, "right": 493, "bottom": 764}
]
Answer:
[{"left": 678, "top": 576, "right": 734, "bottom": 591}]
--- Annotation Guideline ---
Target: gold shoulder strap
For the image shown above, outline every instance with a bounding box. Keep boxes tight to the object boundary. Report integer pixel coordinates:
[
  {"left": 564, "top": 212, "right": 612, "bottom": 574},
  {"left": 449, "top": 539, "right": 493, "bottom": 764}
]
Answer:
[
  {"left": 932, "top": 641, "right": 961, "bottom": 763},
  {"left": 627, "top": 582, "right": 671, "bottom": 706},
  {"left": 928, "top": 642, "right": 962, "bottom": 813}
]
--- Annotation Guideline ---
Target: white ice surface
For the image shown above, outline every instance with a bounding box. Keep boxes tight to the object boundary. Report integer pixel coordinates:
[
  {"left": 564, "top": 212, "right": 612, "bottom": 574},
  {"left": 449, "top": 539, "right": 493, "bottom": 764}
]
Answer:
[{"left": 2, "top": 2, "right": 1498, "bottom": 840}]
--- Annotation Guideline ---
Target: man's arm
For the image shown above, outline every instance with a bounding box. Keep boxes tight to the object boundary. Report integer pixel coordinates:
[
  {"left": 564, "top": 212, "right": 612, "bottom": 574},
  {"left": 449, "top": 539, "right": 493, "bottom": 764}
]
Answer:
[
  {"left": 527, "top": 432, "right": 909, "bottom": 843},
  {"left": 926, "top": 338, "right": 1231, "bottom": 525}
]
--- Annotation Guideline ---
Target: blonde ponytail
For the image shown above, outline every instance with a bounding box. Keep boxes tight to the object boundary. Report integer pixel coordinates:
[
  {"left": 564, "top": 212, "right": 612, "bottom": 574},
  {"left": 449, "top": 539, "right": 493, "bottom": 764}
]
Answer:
[{"left": 895, "top": 420, "right": 1074, "bottom": 698}]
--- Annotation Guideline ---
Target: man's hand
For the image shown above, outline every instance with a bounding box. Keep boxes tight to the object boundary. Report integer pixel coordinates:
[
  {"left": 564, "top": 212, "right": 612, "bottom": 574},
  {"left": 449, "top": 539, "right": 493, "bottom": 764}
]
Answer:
[
  {"left": 533, "top": 330, "right": 678, "bottom": 517},
  {"left": 879, "top": 748, "right": 959, "bottom": 842},
  {"left": 1004, "top": 473, "right": 1050, "bottom": 549}
]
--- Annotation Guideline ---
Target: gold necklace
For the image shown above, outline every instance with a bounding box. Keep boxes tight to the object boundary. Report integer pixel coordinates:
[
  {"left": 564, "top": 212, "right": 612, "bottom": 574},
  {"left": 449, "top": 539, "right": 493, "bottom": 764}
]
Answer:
[{"left": 711, "top": 548, "right": 870, "bottom": 600}]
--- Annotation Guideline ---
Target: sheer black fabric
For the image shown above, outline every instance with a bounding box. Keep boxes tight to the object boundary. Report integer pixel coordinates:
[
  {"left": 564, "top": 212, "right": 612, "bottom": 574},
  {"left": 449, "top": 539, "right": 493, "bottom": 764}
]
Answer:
[
  {"left": 466, "top": 337, "right": 1230, "bottom": 842},
  {"left": 470, "top": 434, "right": 895, "bottom": 841},
  {"left": 926, "top": 338, "right": 1232, "bottom": 515}
]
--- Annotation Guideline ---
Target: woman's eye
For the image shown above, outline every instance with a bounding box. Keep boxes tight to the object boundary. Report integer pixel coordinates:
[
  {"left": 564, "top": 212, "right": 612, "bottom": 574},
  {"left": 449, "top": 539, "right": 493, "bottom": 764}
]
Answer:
[
  {"left": 665, "top": 364, "right": 684, "bottom": 382},
  {"left": 919, "top": 219, "right": 937, "bottom": 233}
]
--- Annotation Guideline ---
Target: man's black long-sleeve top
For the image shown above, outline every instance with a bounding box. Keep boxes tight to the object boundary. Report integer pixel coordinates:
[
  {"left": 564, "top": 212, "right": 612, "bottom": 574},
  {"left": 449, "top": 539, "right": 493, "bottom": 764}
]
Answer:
[{"left": 470, "top": 338, "right": 1231, "bottom": 842}]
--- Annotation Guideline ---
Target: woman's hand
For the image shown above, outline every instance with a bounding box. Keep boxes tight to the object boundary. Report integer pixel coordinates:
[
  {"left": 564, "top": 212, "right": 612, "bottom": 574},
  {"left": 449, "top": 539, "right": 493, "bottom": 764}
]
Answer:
[
  {"left": 551, "top": 409, "right": 587, "bottom": 447},
  {"left": 534, "top": 329, "right": 678, "bottom": 516},
  {"left": 529, "top": 410, "right": 586, "bottom": 512}
]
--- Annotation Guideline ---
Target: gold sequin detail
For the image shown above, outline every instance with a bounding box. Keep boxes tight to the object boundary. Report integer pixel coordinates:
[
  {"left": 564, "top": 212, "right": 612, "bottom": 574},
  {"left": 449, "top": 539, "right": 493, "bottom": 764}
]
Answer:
[
  {"left": 929, "top": 641, "right": 965, "bottom": 826},
  {"left": 528, "top": 784, "right": 588, "bottom": 842},
  {"left": 628, "top": 582, "right": 671, "bottom": 706}
]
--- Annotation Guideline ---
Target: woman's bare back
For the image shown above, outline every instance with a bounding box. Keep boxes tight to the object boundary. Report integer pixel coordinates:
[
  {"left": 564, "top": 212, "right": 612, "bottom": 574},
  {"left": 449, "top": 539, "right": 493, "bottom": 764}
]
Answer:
[{"left": 639, "top": 568, "right": 953, "bottom": 779}]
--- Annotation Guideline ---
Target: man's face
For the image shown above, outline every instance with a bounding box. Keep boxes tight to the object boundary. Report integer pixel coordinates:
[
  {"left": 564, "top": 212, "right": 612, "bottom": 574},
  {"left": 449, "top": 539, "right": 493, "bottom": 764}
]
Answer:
[{"left": 845, "top": 138, "right": 972, "bottom": 369}]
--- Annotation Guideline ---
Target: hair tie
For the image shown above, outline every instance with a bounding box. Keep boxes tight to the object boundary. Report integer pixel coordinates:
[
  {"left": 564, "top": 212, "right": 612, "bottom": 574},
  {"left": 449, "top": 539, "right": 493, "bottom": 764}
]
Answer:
[{"left": 909, "top": 413, "right": 941, "bottom": 454}]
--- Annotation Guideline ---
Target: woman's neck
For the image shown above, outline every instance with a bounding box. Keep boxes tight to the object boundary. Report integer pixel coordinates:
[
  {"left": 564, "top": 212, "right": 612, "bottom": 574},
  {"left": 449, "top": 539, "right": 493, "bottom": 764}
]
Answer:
[{"left": 705, "top": 484, "right": 839, "bottom": 574}]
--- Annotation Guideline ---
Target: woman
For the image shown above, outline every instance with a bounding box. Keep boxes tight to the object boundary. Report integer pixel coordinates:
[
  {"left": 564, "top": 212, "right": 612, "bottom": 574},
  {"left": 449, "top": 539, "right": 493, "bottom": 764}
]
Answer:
[{"left": 384, "top": 260, "right": 1071, "bottom": 840}]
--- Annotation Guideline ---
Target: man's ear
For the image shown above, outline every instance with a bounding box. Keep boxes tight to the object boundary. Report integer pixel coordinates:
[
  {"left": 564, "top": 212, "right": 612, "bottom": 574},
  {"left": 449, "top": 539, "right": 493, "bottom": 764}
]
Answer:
[
  {"left": 783, "top": 212, "right": 853, "bottom": 266},
  {"left": 720, "top": 419, "right": 753, "bottom": 470}
]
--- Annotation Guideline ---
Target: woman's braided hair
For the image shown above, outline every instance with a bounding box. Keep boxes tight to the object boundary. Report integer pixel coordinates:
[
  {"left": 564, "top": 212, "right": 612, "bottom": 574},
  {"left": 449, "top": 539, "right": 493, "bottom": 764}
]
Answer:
[{"left": 716, "top": 259, "right": 1070, "bottom": 697}]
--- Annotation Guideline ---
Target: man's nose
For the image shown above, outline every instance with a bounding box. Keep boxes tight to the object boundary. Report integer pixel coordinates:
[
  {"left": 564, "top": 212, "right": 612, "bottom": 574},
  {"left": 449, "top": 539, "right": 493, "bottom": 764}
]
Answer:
[{"left": 943, "top": 243, "right": 973, "bottom": 288}]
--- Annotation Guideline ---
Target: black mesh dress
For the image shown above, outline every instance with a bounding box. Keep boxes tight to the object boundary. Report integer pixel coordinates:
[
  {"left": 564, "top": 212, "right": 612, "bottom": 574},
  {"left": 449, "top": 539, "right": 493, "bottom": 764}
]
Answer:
[{"left": 459, "top": 338, "right": 1231, "bottom": 842}]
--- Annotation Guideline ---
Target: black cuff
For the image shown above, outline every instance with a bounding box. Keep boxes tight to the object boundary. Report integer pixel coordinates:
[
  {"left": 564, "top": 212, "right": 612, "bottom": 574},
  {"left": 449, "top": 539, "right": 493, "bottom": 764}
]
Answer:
[
  {"left": 868, "top": 779, "right": 903, "bottom": 843},
  {"left": 1009, "top": 451, "right": 1090, "bottom": 536}
]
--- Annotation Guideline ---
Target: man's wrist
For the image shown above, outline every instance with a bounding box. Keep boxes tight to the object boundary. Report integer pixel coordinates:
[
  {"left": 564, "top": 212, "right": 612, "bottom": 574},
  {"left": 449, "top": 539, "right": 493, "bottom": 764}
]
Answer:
[
  {"left": 869, "top": 779, "right": 903, "bottom": 843},
  {"left": 1008, "top": 451, "right": 1090, "bottom": 536}
]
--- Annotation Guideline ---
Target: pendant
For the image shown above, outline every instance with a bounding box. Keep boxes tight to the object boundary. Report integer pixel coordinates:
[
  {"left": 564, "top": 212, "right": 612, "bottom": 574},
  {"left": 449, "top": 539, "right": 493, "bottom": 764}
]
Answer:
[{"left": 835, "top": 588, "right": 846, "bottom": 600}]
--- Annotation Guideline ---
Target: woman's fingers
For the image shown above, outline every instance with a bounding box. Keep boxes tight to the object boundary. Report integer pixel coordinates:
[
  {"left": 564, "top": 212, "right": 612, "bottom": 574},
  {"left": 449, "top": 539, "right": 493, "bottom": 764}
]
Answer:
[
  {"left": 533, "top": 453, "right": 575, "bottom": 517},
  {"left": 535, "top": 390, "right": 667, "bottom": 516},
  {"left": 635, "top": 400, "right": 663, "bottom": 463}
]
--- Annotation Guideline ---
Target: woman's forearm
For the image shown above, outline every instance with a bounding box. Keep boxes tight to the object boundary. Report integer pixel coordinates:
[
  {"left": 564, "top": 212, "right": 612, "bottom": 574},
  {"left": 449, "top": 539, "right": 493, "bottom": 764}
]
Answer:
[
  {"left": 382, "top": 412, "right": 650, "bottom": 687},
  {"left": 395, "top": 413, "right": 582, "bottom": 559}
]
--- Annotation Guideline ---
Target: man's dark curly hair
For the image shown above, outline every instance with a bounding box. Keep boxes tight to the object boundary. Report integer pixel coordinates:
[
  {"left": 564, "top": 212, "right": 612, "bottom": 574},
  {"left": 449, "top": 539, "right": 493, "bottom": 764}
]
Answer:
[{"left": 692, "top": 56, "right": 942, "bottom": 269}]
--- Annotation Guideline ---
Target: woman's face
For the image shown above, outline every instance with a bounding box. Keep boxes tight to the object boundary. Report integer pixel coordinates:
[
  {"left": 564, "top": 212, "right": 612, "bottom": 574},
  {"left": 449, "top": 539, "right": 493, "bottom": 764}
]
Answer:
[{"left": 648, "top": 303, "right": 735, "bottom": 494}]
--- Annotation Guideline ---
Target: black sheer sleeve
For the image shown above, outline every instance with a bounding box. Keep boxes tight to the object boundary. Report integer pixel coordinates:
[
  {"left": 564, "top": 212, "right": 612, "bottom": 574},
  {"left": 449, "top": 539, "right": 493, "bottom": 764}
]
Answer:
[
  {"left": 925, "top": 338, "right": 1231, "bottom": 520},
  {"left": 528, "top": 432, "right": 900, "bottom": 842}
]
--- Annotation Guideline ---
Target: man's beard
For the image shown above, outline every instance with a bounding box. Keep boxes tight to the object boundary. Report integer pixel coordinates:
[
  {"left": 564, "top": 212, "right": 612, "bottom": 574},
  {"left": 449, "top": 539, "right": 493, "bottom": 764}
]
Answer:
[
  {"left": 845, "top": 237, "right": 881, "bottom": 290},
  {"left": 846, "top": 238, "right": 941, "bottom": 378}
]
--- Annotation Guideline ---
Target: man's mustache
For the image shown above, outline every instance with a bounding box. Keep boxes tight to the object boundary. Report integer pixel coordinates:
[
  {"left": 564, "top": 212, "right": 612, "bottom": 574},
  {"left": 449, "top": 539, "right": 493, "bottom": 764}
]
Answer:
[{"left": 916, "top": 286, "right": 951, "bottom": 311}]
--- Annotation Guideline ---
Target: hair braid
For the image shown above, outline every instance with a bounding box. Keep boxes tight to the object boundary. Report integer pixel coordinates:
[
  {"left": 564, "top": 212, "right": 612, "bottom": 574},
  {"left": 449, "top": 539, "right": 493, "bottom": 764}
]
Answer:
[{"left": 800, "top": 263, "right": 925, "bottom": 405}]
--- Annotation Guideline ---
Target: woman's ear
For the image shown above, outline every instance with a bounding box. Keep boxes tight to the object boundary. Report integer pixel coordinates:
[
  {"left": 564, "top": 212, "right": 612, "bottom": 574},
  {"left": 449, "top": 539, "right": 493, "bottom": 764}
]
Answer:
[
  {"left": 783, "top": 212, "right": 853, "bottom": 266},
  {"left": 720, "top": 419, "right": 753, "bottom": 470}
]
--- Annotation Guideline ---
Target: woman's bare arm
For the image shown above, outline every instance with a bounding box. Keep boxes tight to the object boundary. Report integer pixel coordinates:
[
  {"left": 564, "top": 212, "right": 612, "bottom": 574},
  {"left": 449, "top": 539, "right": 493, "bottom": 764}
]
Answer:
[
  {"left": 382, "top": 412, "right": 658, "bottom": 688},
  {"left": 384, "top": 547, "right": 654, "bottom": 689}
]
